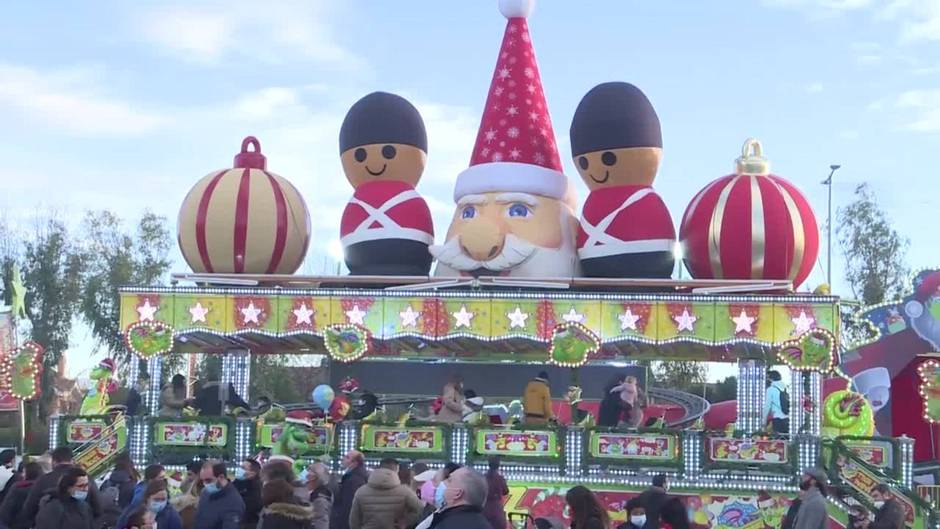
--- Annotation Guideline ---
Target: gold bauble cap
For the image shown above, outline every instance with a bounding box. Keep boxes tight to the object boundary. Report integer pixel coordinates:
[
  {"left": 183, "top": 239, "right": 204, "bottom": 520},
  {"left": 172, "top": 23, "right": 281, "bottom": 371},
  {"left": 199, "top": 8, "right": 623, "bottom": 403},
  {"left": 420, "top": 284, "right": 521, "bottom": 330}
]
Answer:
[{"left": 735, "top": 138, "right": 771, "bottom": 176}]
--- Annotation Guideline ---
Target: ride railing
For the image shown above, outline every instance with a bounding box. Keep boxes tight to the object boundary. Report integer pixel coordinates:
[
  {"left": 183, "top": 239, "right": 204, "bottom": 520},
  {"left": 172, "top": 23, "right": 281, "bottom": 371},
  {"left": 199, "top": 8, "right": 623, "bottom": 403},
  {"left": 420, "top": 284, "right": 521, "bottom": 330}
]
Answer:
[
  {"left": 918, "top": 486, "right": 940, "bottom": 512},
  {"left": 54, "top": 412, "right": 129, "bottom": 478}
]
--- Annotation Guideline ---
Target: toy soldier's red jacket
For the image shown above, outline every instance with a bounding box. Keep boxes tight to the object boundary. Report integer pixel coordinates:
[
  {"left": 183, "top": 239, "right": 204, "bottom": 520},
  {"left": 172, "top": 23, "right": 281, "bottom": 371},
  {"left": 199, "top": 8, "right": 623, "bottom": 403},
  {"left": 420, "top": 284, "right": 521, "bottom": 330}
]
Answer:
[
  {"left": 577, "top": 185, "right": 675, "bottom": 261},
  {"left": 340, "top": 180, "right": 434, "bottom": 248}
]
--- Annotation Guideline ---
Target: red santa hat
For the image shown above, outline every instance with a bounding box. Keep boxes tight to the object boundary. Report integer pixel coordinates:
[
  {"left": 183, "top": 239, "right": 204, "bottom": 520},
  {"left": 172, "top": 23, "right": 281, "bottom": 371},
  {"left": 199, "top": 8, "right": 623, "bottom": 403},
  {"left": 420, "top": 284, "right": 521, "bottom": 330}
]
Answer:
[
  {"left": 285, "top": 410, "right": 314, "bottom": 429},
  {"left": 757, "top": 491, "right": 774, "bottom": 509},
  {"left": 453, "top": 0, "right": 568, "bottom": 203},
  {"left": 98, "top": 358, "right": 116, "bottom": 372}
]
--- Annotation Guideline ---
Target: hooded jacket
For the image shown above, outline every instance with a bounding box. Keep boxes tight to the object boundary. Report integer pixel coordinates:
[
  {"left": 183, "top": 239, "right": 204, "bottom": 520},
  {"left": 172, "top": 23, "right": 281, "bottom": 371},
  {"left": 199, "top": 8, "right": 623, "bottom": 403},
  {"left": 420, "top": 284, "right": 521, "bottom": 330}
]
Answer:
[
  {"left": 34, "top": 495, "right": 94, "bottom": 529},
  {"left": 0, "top": 479, "right": 35, "bottom": 527},
  {"left": 523, "top": 378, "right": 554, "bottom": 422},
  {"left": 259, "top": 501, "right": 315, "bottom": 529},
  {"left": 349, "top": 468, "right": 423, "bottom": 529}
]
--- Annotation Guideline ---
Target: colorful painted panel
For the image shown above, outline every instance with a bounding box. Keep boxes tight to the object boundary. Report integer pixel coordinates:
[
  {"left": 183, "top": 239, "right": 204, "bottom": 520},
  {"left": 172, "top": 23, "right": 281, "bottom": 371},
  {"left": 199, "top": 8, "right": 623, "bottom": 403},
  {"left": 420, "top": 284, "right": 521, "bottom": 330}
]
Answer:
[
  {"left": 708, "top": 437, "right": 788, "bottom": 464},
  {"left": 476, "top": 430, "right": 556, "bottom": 457},
  {"left": 360, "top": 426, "right": 444, "bottom": 453},
  {"left": 154, "top": 422, "right": 228, "bottom": 447},
  {"left": 835, "top": 458, "right": 916, "bottom": 527},
  {"left": 258, "top": 423, "right": 333, "bottom": 451},
  {"left": 590, "top": 432, "right": 678, "bottom": 461},
  {"left": 501, "top": 483, "right": 848, "bottom": 529},
  {"left": 74, "top": 420, "right": 126, "bottom": 475},
  {"left": 843, "top": 440, "right": 893, "bottom": 469},
  {"left": 67, "top": 420, "right": 107, "bottom": 444}
]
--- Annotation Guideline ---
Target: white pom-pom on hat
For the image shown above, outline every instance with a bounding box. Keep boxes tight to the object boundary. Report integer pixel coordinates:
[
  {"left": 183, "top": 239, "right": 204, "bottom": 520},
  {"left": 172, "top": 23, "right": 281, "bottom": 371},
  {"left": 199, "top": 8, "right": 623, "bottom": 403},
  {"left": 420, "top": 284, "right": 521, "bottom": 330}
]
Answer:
[{"left": 499, "top": 0, "right": 535, "bottom": 18}]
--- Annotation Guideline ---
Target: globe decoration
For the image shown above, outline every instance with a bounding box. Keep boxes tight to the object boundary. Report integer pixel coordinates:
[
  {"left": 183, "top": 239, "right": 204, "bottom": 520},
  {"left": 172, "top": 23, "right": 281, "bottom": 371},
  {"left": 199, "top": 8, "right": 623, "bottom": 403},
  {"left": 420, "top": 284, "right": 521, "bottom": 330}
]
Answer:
[
  {"left": 679, "top": 139, "right": 819, "bottom": 289},
  {"left": 312, "top": 384, "right": 335, "bottom": 411},
  {"left": 178, "top": 136, "right": 311, "bottom": 274}
]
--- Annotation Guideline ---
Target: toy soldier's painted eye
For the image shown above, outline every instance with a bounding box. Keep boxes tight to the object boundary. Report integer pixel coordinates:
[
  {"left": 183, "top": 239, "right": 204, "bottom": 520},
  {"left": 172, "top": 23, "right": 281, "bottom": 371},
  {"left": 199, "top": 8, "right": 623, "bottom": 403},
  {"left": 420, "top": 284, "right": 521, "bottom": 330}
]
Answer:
[
  {"left": 578, "top": 156, "right": 589, "bottom": 170},
  {"left": 461, "top": 206, "right": 476, "bottom": 219},
  {"left": 508, "top": 203, "right": 530, "bottom": 218},
  {"left": 354, "top": 148, "right": 367, "bottom": 162},
  {"left": 382, "top": 145, "right": 397, "bottom": 159},
  {"left": 601, "top": 151, "right": 617, "bottom": 166}
]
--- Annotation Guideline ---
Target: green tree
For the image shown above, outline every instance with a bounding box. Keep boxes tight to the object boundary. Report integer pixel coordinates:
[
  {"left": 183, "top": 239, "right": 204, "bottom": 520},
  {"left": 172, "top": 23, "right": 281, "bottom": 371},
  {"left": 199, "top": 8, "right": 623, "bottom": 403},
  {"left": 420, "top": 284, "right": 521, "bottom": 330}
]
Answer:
[
  {"left": 707, "top": 376, "right": 738, "bottom": 403},
  {"left": 21, "top": 215, "right": 84, "bottom": 419},
  {"left": 250, "top": 355, "right": 303, "bottom": 404},
  {"left": 651, "top": 361, "right": 708, "bottom": 394},
  {"left": 78, "top": 210, "right": 172, "bottom": 370},
  {"left": 837, "top": 183, "right": 910, "bottom": 305}
]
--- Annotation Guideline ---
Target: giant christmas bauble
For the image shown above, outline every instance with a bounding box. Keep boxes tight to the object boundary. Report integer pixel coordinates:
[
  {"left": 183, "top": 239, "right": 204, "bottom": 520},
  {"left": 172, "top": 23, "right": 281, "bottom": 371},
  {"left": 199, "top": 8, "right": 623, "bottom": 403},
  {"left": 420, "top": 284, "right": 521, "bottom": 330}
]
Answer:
[
  {"left": 178, "top": 137, "right": 311, "bottom": 274},
  {"left": 679, "top": 139, "right": 819, "bottom": 289}
]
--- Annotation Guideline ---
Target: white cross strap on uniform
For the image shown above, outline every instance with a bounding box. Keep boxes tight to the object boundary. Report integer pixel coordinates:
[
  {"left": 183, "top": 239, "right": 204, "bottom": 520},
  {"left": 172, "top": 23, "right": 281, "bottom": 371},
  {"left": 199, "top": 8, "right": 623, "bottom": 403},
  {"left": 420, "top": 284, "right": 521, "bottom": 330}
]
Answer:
[
  {"left": 578, "top": 188, "right": 673, "bottom": 260},
  {"left": 341, "top": 189, "right": 434, "bottom": 247}
]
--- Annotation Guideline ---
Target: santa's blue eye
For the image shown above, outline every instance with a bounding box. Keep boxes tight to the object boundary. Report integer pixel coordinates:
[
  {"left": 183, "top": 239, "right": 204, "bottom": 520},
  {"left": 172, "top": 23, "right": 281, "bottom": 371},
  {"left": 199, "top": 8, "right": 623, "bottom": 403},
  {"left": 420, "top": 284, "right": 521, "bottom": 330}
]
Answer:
[
  {"left": 508, "top": 203, "right": 530, "bottom": 217},
  {"left": 461, "top": 206, "right": 476, "bottom": 219}
]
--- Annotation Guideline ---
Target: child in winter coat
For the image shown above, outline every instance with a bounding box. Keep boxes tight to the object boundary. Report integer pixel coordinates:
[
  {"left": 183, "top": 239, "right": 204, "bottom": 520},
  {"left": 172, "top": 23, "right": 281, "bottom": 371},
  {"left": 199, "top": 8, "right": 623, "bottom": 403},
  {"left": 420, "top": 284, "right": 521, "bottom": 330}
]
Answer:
[{"left": 617, "top": 498, "right": 647, "bottom": 529}]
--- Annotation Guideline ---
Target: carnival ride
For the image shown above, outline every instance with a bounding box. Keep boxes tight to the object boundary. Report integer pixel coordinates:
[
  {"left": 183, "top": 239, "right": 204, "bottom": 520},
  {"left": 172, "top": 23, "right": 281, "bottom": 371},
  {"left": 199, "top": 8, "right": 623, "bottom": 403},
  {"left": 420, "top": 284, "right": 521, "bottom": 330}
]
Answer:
[{"left": 25, "top": 0, "right": 940, "bottom": 528}]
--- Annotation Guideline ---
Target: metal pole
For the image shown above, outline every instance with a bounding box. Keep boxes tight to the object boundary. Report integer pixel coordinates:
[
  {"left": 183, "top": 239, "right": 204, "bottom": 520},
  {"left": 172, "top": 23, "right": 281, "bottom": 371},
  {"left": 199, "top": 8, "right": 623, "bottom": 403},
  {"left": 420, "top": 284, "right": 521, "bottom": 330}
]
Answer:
[{"left": 823, "top": 165, "right": 840, "bottom": 287}]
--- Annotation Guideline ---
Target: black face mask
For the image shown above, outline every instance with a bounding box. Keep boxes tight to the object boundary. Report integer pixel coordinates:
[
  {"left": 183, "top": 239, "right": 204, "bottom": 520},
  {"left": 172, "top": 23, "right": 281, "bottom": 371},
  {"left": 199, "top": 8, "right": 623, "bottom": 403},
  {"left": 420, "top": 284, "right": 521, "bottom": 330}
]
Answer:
[{"left": 799, "top": 480, "right": 812, "bottom": 491}]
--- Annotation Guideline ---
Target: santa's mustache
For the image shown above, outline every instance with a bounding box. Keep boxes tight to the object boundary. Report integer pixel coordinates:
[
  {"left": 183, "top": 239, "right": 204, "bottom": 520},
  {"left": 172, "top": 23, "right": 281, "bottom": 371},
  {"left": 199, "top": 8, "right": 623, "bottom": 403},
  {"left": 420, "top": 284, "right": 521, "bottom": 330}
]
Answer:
[{"left": 429, "top": 234, "right": 536, "bottom": 271}]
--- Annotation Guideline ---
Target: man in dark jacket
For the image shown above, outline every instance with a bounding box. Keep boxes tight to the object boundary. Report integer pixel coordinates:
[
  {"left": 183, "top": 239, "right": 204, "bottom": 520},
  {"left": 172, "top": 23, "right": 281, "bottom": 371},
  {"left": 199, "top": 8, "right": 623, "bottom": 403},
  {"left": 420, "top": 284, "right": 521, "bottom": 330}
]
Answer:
[
  {"left": 233, "top": 458, "right": 263, "bottom": 528},
  {"left": 0, "top": 462, "right": 43, "bottom": 528},
  {"left": 870, "top": 485, "right": 905, "bottom": 529},
  {"left": 331, "top": 450, "right": 369, "bottom": 529},
  {"left": 349, "top": 458, "right": 423, "bottom": 529},
  {"left": 793, "top": 468, "right": 829, "bottom": 529},
  {"left": 17, "top": 446, "right": 102, "bottom": 529},
  {"left": 193, "top": 380, "right": 250, "bottom": 416},
  {"left": 422, "top": 467, "right": 491, "bottom": 529},
  {"left": 636, "top": 474, "right": 670, "bottom": 529},
  {"left": 195, "top": 462, "right": 245, "bottom": 529}
]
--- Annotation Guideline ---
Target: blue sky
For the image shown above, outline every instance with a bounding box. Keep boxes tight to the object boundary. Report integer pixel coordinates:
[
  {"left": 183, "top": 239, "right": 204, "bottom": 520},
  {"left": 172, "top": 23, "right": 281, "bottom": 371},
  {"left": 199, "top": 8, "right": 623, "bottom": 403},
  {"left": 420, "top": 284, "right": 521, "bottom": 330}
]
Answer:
[{"left": 0, "top": 0, "right": 938, "bottom": 378}]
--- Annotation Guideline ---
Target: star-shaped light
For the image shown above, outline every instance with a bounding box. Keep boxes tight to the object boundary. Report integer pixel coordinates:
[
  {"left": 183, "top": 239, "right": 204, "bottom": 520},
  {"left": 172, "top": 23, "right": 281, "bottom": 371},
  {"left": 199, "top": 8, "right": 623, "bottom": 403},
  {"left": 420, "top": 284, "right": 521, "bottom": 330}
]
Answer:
[
  {"left": 240, "top": 302, "right": 262, "bottom": 324},
  {"left": 732, "top": 309, "right": 756, "bottom": 334},
  {"left": 618, "top": 309, "right": 641, "bottom": 331},
  {"left": 399, "top": 305, "right": 420, "bottom": 328},
  {"left": 452, "top": 306, "right": 474, "bottom": 328},
  {"left": 562, "top": 308, "right": 584, "bottom": 324},
  {"left": 674, "top": 309, "right": 698, "bottom": 332},
  {"left": 136, "top": 300, "right": 158, "bottom": 322},
  {"left": 293, "top": 303, "right": 315, "bottom": 325},
  {"left": 189, "top": 302, "right": 209, "bottom": 324},
  {"left": 345, "top": 305, "right": 367, "bottom": 325},
  {"left": 507, "top": 307, "right": 529, "bottom": 329},
  {"left": 791, "top": 311, "right": 815, "bottom": 334}
]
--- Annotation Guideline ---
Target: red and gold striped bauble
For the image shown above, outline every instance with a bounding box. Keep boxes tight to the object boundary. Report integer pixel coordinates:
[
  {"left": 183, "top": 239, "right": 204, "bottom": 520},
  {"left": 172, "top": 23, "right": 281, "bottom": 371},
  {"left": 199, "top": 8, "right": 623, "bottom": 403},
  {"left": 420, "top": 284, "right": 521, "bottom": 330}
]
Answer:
[
  {"left": 679, "top": 139, "right": 819, "bottom": 289},
  {"left": 178, "top": 136, "right": 311, "bottom": 274}
]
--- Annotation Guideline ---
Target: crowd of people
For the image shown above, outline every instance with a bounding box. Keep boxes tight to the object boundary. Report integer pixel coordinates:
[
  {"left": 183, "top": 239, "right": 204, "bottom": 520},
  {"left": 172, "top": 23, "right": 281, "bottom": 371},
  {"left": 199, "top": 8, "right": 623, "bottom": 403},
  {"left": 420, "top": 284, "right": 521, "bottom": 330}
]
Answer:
[{"left": 0, "top": 444, "right": 910, "bottom": 529}]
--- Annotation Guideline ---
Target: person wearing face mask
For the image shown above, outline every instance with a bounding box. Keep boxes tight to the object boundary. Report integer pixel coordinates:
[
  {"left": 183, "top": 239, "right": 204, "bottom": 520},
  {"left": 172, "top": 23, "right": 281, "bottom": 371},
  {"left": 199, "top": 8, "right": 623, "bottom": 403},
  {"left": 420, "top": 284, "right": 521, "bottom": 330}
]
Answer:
[
  {"left": 194, "top": 461, "right": 245, "bottom": 529},
  {"left": 20, "top": 446, "right": 102, "bottom": 529},
  {"left": 848, "top": 506, "right": 870, "bottom": 529},
  {"left": 119, "top": 479, "right": 182, "bottom": 529},
  {"left": 870, "top": 485, "right": 904, "bottom": 529},
  {"left": 34, "top": 467, "right": 94, "bottom": 529},
  {"left": 416, "top": 468, "right": 491, "bottom": 529},
  {"left": 617, "top": 498, "right": 648, "bottom": 529},
  {"left": 233, "top": 458, "right": 262, "bottom": 528},
  {"left": 122, "top": 508, "right": 157, "bottom": 529},
  {"left": 792, "top": 469, "right": 829, "bottom": 529}
]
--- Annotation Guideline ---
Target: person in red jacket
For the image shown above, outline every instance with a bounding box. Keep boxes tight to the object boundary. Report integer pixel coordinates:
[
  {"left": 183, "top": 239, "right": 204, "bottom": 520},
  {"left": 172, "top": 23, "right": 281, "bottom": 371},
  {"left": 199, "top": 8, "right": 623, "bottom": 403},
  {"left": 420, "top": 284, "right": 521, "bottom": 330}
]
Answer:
[
  {"left": 339, "top": 91, "right": 434, "bottom": 276},
  {"left": 569, "top": 82, "right": 676, "bottom": 278}
]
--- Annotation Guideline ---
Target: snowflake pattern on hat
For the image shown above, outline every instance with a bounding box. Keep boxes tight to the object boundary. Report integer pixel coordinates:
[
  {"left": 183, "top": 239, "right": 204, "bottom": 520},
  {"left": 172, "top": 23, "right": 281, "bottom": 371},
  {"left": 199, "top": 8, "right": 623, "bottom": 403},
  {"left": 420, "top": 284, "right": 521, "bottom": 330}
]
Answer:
[{"left": 469, "top": 17, "right": 561, "bottom": 172}]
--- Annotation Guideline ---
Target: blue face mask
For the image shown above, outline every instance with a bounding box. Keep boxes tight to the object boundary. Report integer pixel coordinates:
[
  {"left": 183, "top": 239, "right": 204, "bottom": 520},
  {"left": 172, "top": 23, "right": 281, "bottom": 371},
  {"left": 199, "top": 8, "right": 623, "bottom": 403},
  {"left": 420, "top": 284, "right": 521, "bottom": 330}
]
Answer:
[
  {"left": 204, "top": 482, "right": 221, "bottom": 494},
  {"left": 435, "top": 482, "right": 447, "bottom": 509},
  {"left": 234, "top": 467, "right": 246, "bottom": 480},
  {"left": 148, "top": 500, "right": 167, "bottom": 513},
  {"left": 72, "top": 490, "right": 88, "bottom": 501}
]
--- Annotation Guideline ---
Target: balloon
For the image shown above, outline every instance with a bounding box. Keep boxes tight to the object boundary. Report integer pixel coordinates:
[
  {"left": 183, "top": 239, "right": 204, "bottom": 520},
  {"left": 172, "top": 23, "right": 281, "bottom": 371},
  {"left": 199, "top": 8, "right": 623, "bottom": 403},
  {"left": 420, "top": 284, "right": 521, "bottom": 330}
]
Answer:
[
  {"left": 330, "top": 395, "right": 350, "bottom": 422},
  {"left": 312, "top": 385, "right": 335, "bottom": 411}
]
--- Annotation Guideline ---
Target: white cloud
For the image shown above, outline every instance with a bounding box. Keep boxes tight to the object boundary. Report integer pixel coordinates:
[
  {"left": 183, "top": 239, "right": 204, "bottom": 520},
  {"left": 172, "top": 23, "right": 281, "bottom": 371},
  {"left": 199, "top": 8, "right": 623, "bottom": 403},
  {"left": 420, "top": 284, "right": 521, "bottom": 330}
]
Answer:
[
  {"left": 896, "top": 89, "right": 940, "bottom": 132},
  {"left": 767, "top": 0, "right": 940, "bottom": 42},
  {"left": 839, "top": 129, "right": 861, "bottom": 139},
  {"left": 856, "top": 54, "right": 883, "bottom": 64},
  {"left": 134, "top": 1, "right": 365, "bottom": 68},
  {"left": 0, "top": 63, "right": 168, "bottom": 137},
  {"left": 232, "top": 87, "right": 305, "bottom": 121},
  {"left": 805, "top": 82, "right": 825, "bottom": 93}
]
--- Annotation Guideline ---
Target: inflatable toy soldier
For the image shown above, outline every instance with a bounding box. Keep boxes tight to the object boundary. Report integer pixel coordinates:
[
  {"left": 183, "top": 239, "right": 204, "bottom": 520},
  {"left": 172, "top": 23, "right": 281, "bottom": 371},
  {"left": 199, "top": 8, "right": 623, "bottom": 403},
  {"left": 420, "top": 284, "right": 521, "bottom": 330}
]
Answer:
[
  {"left": 339, "top": 92, "right": 434, "bottom": 275},
  {"left": 569, "top": 82, "right": 676, "bottom": 278}
]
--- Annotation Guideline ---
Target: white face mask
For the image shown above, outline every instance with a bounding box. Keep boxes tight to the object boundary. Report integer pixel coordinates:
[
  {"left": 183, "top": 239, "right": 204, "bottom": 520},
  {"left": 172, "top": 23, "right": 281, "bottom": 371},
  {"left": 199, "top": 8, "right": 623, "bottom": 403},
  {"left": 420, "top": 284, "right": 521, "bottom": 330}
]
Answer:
[
  {"left": 631, "top": 515, "right": 647, "bottom": 526},
  {"left": 874, "top": 500, "right": 885, "bottom": 509}
]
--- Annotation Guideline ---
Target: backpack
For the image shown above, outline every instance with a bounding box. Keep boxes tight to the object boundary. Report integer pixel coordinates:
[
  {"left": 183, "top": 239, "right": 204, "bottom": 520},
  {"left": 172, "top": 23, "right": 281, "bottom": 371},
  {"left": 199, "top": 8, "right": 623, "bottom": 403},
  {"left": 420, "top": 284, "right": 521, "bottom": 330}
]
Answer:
[{"left": 776, "top": 386, "right": 790, "bottom": 416}]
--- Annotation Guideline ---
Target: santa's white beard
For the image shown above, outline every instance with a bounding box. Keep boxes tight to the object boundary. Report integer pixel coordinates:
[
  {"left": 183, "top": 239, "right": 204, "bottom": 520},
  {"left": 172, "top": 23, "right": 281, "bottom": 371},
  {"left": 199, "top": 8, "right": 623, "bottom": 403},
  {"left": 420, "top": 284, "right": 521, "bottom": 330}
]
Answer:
[
  {"left": 432, "top": 233, "right": 578, "bottom": 278},
  {"left": 911, "top": 308, "right": 940, "bottom": 349}
]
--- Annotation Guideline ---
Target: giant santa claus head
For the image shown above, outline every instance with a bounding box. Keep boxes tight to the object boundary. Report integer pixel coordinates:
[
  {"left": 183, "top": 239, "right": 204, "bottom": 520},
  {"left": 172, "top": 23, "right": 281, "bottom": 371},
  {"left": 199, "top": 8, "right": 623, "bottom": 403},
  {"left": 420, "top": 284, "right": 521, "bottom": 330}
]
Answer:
[
  {"left": 431, "top": 0, "right": 579, "bottom": 278},
  {"left": 905, "top": 271, "right": 940, "bottom": 350}
]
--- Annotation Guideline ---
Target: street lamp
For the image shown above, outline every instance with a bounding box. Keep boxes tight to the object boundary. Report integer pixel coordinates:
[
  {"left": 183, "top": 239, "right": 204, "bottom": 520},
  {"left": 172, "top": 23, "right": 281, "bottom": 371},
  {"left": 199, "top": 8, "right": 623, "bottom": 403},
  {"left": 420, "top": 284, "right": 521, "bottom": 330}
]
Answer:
[{"left": 821, "top": 164, "right": 841, "bottom": 287}]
